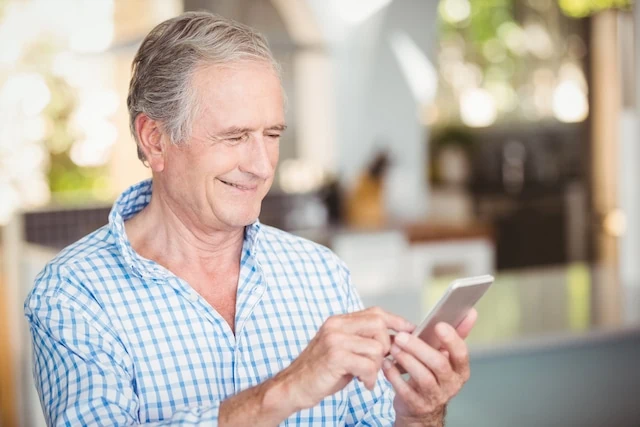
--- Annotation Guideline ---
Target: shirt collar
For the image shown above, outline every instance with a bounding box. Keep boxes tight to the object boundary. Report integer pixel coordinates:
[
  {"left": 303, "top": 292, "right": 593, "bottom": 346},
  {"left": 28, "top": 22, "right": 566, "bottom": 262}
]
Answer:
[{"left": 109, "top": 179, "right": 263, "bottom": 280}]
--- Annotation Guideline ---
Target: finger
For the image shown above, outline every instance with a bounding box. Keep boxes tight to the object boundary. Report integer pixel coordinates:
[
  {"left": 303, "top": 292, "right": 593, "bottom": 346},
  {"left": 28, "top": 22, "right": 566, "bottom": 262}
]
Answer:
[
  {"left": 343, "top": 353, "right": 382, "bottom": 390},
  {"left": 335, "top": 309, "right": 414, "bottom": 352},
  {"left": 375, "top": 308, "right": 416, "bottom": 333},
  {"left": 330, "top": 316, "right": 390, "bottom": 352},
  {"left": 354, "top": 307, "right": 415, "bottom": 333},
  {"left": 436, "top": 323, "right": 470, "bottom": 379},
  {"left": 389, "top": 344, "right": 441, "bottom": 392},
  {"left": 382, "top": 359, "right": 425, "bottom": 410},
  {"left": 455, "top": 308, "right": 478, "bottom": 339},
  {"left": 387, "top": 334, "right": 398, "bottom": 355},
  {"left": 388, "top": 334, "right": 407, "bottom": 356},
  {"left": 392, "top": 334, "right": 453, "bottom": 386},
  {"left": 437, "top": 307, "right": 476, "bottom": 353},
  {"left": 341, "top": 334, "right": 387, "bottom": 363}
]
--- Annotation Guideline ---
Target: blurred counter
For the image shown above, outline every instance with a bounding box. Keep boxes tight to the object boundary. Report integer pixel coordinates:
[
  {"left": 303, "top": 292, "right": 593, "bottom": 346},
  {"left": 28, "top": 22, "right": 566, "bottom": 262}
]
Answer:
[
  {"left": 441, "top": 263, "right": 640, "bottom": 427},
  {"left": 443, "top": 263, "right": 640, "bottom": 355},
  {"left": 293, "top": 220, "right": 493, "bottom": 249},
  {"left": 294, "top": 223, "right": 640, "bottom": 351}
]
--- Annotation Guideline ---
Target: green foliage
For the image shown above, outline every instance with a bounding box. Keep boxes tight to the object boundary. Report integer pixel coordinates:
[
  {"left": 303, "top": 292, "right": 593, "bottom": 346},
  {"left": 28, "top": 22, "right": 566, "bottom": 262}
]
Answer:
[
  {"left": 41, "top": 74, "right": 107, "bottom": 198},
  {"left": 434, "top": 0, "right": 591, "bottom": 127},
  {"left": 439, "top": 0, "right": 515, "bottom": 43},
  {"left": 467, "top": 0, "right": 514, "bottom": 44},
  {"left": 559, "top": 0, "right": 633, "bottom": 18},
  {"left": 19, "top": 40, "right": 108, "bottom": 200},
  {"left": 438, "top": 0, "right": 521, "bottom": 71},
  {"left": 48, "top": 152, "right": 109, "bottom": 200}
]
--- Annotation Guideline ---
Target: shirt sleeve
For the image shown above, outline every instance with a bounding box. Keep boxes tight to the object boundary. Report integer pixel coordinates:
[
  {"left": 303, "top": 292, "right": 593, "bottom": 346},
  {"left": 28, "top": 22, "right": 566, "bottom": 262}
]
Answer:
[
  {"left": 337, "top": 259, "right": 397, "bottom": 427},
  {"left": 24, "top": 278, "right": 222, "bottom": 426}
]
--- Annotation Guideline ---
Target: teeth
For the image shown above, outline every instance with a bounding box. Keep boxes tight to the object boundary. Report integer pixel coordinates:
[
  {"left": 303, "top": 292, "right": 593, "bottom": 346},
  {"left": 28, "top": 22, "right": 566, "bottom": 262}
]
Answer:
[{"left": 221, "top": 180, "right": 244, "bottom": 189}]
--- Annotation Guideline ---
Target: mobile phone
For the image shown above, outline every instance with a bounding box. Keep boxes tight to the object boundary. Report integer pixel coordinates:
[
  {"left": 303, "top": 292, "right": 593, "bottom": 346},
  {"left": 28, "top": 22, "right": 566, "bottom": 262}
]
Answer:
[{"left": 411, "top": 274, "right": 494, "bottom": 349}]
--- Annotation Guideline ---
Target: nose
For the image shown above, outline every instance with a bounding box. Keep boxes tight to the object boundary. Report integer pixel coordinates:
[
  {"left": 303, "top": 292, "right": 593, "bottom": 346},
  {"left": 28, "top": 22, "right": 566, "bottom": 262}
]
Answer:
[{"left": 242, "top": 133, "right": 276, "bottom": 180}]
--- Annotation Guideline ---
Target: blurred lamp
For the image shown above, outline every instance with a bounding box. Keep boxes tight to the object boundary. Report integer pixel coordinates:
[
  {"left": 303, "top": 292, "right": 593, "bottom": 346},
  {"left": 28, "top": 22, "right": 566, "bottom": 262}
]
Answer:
[
  {"left": 438, "top": 0, "right": 471, "bottom": 25},
  {"left": 603, "top": 209, "right": 627, "bottom": 237},
  {"left": 460, "top": 88, "right": 497, "bottom": 127},
  {"left": 279, "top": 159, "right": 325, "bottom": 193},
  {"left": 498, "top": 22, "right": 526, "bottom": 56},
  {"left": 524, "top": 23, "right": 554, "bottom": 59},
  {"left": 552, "top": 80, "right": 589, "bottom": 123}
]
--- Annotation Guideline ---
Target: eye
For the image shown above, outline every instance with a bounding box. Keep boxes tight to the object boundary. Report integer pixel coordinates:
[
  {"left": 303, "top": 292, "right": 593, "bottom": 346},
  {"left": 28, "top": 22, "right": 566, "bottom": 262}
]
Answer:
[
  {"left": 226, "top": 134, "right": 249, "bottom": 144},
  {"left": 266, "top": 133, "right": 281, "bottom": 141}
]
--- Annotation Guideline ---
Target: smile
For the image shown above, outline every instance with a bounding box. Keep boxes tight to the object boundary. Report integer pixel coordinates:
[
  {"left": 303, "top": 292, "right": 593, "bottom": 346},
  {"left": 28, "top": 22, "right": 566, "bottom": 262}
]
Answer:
[{"left": 218, "top": 179, "right": 256, "bottom": 191}]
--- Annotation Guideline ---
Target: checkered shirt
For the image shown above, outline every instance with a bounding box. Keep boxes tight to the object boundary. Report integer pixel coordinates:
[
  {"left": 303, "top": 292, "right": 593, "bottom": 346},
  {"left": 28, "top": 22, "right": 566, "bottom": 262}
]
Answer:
[{"left": 24, "top": 179, "right": 395, "bottom": 426}]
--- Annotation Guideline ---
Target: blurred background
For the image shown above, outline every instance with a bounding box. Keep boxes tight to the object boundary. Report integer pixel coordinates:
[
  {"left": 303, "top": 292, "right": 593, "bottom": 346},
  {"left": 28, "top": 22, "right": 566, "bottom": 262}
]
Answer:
[{"left": 1, "top": 0, "right": 639, "bottom": 426}]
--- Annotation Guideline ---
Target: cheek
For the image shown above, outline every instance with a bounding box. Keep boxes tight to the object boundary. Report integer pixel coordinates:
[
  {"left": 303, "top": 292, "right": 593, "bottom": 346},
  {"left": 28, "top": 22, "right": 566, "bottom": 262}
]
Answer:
[
  {"left": 269, "top": 144, "right": 280, "bottom": 169},
  {"left": 204, "top": 147, "right": 241, "bottom": 175}
]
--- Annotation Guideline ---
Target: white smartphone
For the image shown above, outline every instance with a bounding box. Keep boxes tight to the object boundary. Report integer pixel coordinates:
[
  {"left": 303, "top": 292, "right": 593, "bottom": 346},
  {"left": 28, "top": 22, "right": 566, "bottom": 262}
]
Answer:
[{"left": 411, "top": 274, "right": 494, "bottom": 349}]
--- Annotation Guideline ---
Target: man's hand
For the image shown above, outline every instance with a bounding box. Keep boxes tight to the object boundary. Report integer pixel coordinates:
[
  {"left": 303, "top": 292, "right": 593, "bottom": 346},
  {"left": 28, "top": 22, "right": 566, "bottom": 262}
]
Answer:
[
  {"left": 383, "top": 309, "right": 478, "bottom": 427},
  {"left": 219, "top": 307, "right": 414, "bottom": 426},
  {"left": 275, "top": 307, "right": 415, "bottom": 411}
]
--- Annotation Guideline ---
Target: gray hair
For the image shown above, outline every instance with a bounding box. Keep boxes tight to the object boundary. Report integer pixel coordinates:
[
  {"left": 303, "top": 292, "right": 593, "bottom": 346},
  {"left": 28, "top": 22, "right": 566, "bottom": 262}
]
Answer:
[{"left": 127, "top": 11, "right": 281, "bottom": 163}]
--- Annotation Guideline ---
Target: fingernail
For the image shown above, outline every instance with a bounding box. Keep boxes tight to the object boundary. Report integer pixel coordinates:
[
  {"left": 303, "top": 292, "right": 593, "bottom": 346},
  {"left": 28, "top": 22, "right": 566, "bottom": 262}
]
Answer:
[
  {"left": 383, "top": 359, "right": 392, "bottom": 370},
  {"left": 390, "top": 344, "right": 400, "bottom": 355},
  {"left": 437, "top": 323, "right": 451, "bottom": 339},
  {"left": 406, "top": 320, "right": 416, "bottom": 330},
  {"left": 395, "top": 332, "right": 409, "bottom": 346}
]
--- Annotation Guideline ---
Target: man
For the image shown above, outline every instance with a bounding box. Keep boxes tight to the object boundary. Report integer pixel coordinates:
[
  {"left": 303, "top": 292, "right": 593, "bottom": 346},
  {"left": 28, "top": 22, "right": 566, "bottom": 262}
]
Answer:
[{"left": 25, "top": 12, "right": 476, "bottom": 426}]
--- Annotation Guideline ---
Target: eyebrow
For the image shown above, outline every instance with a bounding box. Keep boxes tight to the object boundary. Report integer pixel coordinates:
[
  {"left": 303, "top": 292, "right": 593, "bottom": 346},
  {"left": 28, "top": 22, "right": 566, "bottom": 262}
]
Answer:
[
  {"left": 266, "top": 124, "right": 288, "bottom": 132},
  {"left": 216, "top": 124, "right": 288, "bottom": 136}
]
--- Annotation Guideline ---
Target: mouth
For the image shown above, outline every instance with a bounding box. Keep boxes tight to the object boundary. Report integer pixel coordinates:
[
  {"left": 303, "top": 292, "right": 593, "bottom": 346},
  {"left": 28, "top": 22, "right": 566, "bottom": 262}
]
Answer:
[{"left": 217, "top": 178, "right": 257, "bottom": 191}]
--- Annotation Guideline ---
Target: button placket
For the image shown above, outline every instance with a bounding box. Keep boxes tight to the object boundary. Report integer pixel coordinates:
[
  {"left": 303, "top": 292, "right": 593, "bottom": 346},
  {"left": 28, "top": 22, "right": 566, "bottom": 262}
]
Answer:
[{"left": 187, "top": 291, "right": 199, "bottom": 303}]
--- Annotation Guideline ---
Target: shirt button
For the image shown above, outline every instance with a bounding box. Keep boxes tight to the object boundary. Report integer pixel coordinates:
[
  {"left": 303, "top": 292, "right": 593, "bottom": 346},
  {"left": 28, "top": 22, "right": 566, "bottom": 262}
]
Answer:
[
  {"left": 188, "top": 291, "right": 199, "bottom": 302},
  {"left": 252, "top": 285, "right": 264, "bottom": 294}
]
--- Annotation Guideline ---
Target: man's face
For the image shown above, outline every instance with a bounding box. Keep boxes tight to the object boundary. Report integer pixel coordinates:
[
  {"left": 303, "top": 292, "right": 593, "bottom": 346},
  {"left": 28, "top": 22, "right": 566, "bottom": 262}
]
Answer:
[{"left": 160, "top": 61, "right": 285, "bottom": 232}]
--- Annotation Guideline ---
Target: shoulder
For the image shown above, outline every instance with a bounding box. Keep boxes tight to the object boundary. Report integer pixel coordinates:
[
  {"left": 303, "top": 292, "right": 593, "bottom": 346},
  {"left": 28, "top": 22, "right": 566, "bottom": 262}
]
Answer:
[{"left": 26, "top": 224, "right": 117, "bottom": 304}]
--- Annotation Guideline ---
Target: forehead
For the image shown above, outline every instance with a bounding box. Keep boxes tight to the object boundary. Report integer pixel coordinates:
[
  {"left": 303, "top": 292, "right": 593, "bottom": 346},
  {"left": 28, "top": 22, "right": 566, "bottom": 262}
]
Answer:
[{"left": 191, "top": 61, "right": 285, "bottom": 127}]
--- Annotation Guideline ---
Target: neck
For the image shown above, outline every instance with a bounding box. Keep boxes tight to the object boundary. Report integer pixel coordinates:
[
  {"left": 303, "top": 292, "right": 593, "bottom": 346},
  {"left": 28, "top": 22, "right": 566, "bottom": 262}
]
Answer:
[{"left": 125, "top": 189, "right": 245, "bottom": 274}]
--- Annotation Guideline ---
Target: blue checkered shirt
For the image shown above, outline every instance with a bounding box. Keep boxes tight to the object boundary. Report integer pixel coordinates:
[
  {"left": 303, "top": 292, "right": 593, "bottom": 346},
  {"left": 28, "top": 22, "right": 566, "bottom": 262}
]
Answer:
[{"left": 24, "top": 179, "right": 396, "bottom": 426}]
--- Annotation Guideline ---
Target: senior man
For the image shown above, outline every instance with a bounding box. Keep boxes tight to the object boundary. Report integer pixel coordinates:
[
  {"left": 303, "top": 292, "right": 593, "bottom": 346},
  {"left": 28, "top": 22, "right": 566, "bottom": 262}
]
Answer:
[{"left": 25, "top": 12, "right": 476, "bottom": 426}]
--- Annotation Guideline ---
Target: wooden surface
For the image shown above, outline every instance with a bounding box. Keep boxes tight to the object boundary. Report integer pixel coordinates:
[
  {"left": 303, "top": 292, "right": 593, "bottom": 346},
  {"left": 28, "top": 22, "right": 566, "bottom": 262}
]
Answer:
[
  {"left": 293, "top": 220, "right": 495, "bottom": 250},
  {"left": 402, "top": 221, "right": 494, "bottom": 244},
  {"left": 1, "top": 218, "right": 23, "bottom": 427},
  {"left": 0, "top": 272, "right": 18, "bottom": 427}
]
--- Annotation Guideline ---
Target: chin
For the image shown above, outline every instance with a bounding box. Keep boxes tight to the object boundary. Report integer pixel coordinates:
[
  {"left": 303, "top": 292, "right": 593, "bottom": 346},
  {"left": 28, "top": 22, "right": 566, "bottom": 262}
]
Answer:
[{"left": 218, "top": 205, "right": 262, "bottom": 228}]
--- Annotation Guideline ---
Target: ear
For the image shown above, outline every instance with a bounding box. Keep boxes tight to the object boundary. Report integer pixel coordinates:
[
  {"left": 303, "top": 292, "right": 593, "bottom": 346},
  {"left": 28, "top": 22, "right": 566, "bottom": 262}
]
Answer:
[{"left": 135, "top": 114, "right": 167, "bottom": 172}]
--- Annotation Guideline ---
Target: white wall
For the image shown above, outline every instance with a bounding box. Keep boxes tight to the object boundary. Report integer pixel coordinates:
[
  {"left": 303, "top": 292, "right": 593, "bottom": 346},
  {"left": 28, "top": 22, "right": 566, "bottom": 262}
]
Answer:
[
  {"left": 306, "top": 0, "right": 438, "bottom": 220},
  {"left": 618, "top": 7, "right": 640, "bottom": 290},
  {"left": 619, "top": 111, "right": 639, "bottom": 288}
]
